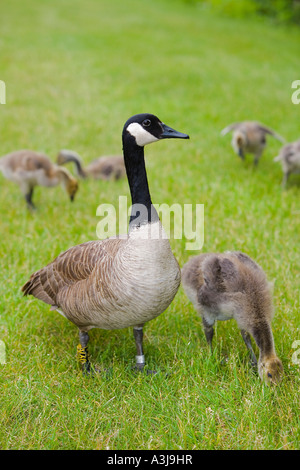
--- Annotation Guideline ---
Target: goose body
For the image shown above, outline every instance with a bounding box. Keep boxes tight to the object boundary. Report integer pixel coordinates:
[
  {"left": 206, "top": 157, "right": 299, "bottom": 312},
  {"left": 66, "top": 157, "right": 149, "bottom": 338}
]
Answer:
[
  {"left": 274, "top": 138, "right": 300, "bottom": 187},
  {"left": 221, "top": 121, "right": 285, "bottom": 166},
  {"left": 22, "top": 113, "right": 189, "bottom": 372},
  {"left": 182, "top": 251, "right": 283, "bottom": 384},
  {"left": 57, "top": 149, "right": 126, "bottom": 180},
  {"left": 0, "top": 149, "right": 78, "bottom": 209},
  {"left": 24, "top": 223, "right": 180, "bottom": 331}
]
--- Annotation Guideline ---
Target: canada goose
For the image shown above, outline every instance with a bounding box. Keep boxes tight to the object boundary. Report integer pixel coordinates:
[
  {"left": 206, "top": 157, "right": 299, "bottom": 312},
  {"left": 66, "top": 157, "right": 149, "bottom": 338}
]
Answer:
[
  {"left": 181, "top": 251, "right": 283, "bottom": 384},
  {"left": 22, "top": 113, "right": 189, "bottom": 373},
  {"left": 274, "top": 139, "right": 300, "bottom": 188},
  {"left": 57, "top": 149, "right": 126, "bottom": 180},
  {"left": 221, "top": 121, "right": 285, "bottom": 166},
  {"left": 0, "top": 149, "right": 79, "bottom": 210}
]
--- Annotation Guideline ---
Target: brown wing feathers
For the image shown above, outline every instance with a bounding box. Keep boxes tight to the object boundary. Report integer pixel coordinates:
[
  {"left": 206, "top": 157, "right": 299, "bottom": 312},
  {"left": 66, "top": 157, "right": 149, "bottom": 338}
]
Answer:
[
  {"left": 22, "top": 239, "right": 125, "bottom": 313},
  {"left": 22, "top": 271, "right": 55, "bottom": 305},
  {"left": 22, "top": 241, "right": 115, "bottom": 306}
]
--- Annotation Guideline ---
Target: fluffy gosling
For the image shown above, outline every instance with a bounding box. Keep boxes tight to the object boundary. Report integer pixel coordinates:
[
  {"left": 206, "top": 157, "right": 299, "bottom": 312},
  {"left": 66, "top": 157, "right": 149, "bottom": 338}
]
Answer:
[
  {"left": 221, "top": 121, "right": 285, "bottom": 166},
  {"left": 181, "top": 251, "right": 283, "bottom": 384},
  {"left": 57, "top": 149, "right": 126, "bottom": 180},
  {"left": 274, "top": 139, "right": 300, "bottom": 188},
  {"left": 0, "top": 149, "right": 78, "bottom": 209}
]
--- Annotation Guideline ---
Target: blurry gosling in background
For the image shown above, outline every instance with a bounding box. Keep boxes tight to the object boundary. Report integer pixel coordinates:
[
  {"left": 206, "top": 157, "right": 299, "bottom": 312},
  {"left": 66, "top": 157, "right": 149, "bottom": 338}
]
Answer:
[
  {"left": 0, "top": 149, "right": 78, "bottom": 210},
  {"left": 221, "top": 121, "right": 285, "bottom": 166},
  {"left": 274, "top": 139, "right": 300, "bottom": 188},
  {"left": 22, "top": 113, "right": 189, "bottom": 374},
  {"left": 181, "top": 251, "right": 283, "bottom": 385},
  {"left": 57, "top": 149, "right": 126, "bottom": 180}
]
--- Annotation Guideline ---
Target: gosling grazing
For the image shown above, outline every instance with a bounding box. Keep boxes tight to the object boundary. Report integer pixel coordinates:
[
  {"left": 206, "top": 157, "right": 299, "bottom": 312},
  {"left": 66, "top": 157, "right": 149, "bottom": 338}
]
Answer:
[
  {"left": 0, "top": 150, "right": 79, "bottom": 210},
  {"left": 274, "top": 139, "right": 300, "bottom": 188},
  {"left": 57, "top": 149, "right": 126, "bottom": 180},
  {"left": 22, "top": 113, "right": 189, "bottom": 373},
  {"left": 221, "top": 121, "right": 285, "bottom": 166},
  {"left": 181, "top": 251, "right": 283, "bottom": 384}
]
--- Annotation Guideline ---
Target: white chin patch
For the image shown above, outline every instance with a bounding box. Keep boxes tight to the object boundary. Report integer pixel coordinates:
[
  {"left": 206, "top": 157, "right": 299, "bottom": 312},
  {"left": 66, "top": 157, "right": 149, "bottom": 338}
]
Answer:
[{"left": 127, "top": 122, "right": 159, "bottom": 147}]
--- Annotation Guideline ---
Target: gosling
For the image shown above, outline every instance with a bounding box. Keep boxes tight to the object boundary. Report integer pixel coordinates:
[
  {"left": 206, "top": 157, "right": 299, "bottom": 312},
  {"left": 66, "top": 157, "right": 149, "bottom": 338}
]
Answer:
[
  {"left": 221, "top": 121, "right": 285, "bottom": 166},
  {"left": 181, "top": 251, "right": 283, "bottom": 384},
  {"left": 0, "top": 150, "right": 79, "bottom": 209},
  {"left": 274, "top": 139, "right": 300, "bottom": 188},
  {"left": 57, "top": 149, "right": 126, "bottom": 180}
]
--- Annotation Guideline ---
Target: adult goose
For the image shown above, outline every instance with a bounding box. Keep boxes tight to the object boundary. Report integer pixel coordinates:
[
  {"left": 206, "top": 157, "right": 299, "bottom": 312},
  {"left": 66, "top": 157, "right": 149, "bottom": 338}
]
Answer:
[
  {"left": 57, "top": 149, "right": 126, "bottom": 181},
  {"left": 0, "top": 149, "right": 79, "bottom": 210},
  {"left": 22, "top": 113, "right": 189, "bottom": 373}
]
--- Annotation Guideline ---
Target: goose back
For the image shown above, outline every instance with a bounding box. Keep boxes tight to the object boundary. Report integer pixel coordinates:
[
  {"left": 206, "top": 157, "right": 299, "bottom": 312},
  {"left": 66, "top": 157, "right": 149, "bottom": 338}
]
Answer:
[
  {"left": 0, "top": 150, "right": 59, "bottom": 186},
  {"left": 182, "top": 251, "right": 273, "bottom": 327}
]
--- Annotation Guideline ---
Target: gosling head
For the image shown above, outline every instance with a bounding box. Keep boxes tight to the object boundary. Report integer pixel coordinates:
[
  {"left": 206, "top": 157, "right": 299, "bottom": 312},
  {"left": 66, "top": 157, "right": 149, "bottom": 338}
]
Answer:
[
  {"left": 232, "top": 131, "right": 246, "bottom": 159},
  {"left": 57, "top": 151, "right": 69, "bottom": 166},
  {"left": 123, "top": 113, "right": 189, "bottom": 147},
  {"left": 67, "top": 178, "right": 79, "bottom": 202},
  {"left": 57, "top": 166, "right": 79, "bottom": 202},
  {"left": 259, "top": 356, "right": 284, "bottom": 385}
]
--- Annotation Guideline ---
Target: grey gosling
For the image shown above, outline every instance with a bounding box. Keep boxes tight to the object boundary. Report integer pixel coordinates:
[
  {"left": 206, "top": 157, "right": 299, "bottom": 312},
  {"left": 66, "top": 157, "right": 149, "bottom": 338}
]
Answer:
[
  {"left": 22, "top": 113, "right": 189, "bottom": 374},
  {"left": 181, "top": 251, "right": 283, "bottom": 384},
  {"left": 221, "top": 121, "right": 285, "bottom": 166},
  {"left": 274, "top": 139, "right": 300, "bottom": 188},
  {"left": 0, "top": 149, "right": 79, "bottom": 210},
  {"left": 57, "top": 149, "right": 126, "bottom": 180}
]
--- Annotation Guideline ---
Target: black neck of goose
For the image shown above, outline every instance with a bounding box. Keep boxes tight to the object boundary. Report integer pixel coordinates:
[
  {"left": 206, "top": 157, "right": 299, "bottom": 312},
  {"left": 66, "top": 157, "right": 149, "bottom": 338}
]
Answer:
[{"left": 122, "top": 135, "right": 159, "bottom": 228}]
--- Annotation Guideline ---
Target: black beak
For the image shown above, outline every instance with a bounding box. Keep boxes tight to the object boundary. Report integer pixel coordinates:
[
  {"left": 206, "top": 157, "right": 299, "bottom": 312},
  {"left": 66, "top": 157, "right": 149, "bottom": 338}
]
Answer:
[
  {"left": 70, "top": 195, "right": 75, "bottom": 202},
  {"left": 161, "top": 123, "right": 189, "bottom": 140}
]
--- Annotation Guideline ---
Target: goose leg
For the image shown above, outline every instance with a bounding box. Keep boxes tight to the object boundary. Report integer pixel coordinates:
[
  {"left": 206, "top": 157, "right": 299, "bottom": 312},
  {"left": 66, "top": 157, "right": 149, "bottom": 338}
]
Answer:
[
  {"left": 25, "top": 187, "right": 36, "bottom": 210},
  {"left": 133, "top": 326, "right": 145, "bottom": 371},
  {"left": 253, "top": 150, "right": 262, "bottom": 167},
  {"left": 282, "top": 171, "right": 290, "bottom": 189},
  {"left": 237, "top": 148, "right": 245, "bottom": 160},
  {"left": 133, "top": 326, "right": 157, "bottom": 375},
  {"left": 77, "top": 330, "right": 91, "bottom": 373},
  {"left": 202, "top": 317, "right": 214, "bottom": 351},
  {"left": 240, "top": 329, "right": 257, "bottom": 366}
]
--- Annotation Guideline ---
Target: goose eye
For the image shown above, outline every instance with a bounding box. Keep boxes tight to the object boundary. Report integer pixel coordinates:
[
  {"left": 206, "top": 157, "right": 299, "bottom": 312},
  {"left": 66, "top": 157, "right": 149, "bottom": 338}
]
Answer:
[{"left": 142, "top": 119, "right": 151, "bottom": 127}]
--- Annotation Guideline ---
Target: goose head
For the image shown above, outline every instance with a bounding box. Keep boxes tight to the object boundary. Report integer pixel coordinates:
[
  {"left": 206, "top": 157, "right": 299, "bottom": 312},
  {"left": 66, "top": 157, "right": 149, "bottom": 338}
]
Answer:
[
  {"left": 68, "top": 178, "right": 79, "bottom": 202},
  {"left": 122, "top": 113, "right": 189, "bottom": 227},
  {"left": 123, "top": 113, "right": 189, "bottom": 147},
  {"left": 232, "top": 131, "right": 246, "bottom": 159},
  {"left": 56, "top": 166, "right": 79, "bottom": 202},
  {"left": 258, "top": 356, "right": 284, "bottom": 385}
]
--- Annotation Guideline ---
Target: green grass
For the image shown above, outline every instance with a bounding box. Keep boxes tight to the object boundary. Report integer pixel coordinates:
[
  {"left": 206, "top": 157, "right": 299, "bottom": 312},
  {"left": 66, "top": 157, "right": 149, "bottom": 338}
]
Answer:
[{"left": 0, "top": 0, "right": 300, "bottom": 450}]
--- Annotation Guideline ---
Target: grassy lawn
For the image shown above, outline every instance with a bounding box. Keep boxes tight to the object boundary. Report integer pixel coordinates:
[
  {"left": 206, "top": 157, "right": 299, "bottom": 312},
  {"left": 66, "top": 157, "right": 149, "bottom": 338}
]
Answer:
[{"left": 0, "top": 0, "right": 300, "bottom": 450}]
